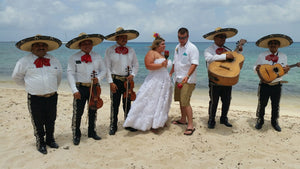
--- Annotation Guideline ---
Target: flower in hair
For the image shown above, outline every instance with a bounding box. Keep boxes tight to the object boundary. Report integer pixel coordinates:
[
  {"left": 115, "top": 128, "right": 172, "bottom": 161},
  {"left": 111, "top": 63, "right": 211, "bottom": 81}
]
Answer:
[{"left": 153, "top": 33, "right": 160, "bottom": 38}]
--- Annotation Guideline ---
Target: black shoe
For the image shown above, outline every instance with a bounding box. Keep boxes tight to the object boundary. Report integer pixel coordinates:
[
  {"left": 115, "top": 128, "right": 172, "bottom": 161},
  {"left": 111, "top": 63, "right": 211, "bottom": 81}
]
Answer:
[
  {"left": 109, "top": 126, "right": 118, "bottom": 135},
  {"left": 109, "top": 129, "right": 116, "bottom": 135},
  {"left": 208, "top": 120, "right": 216, "bottom": 129},
  {"left": 73, "top": 137, "right": 80, "bottom": 145},
  {"left": 37, "top": 145, "right": 47, "bottom": 154},
  {"left": 220, "top": 118, "right": 232, "bottom": 127},
  {"left": 255, "top": 118, "right": 264, "bottom": 130},
  {"left": 46, "top": 141, "right": 59, "bottom": 149},
  {"left": 125, "top": 127, "right": 138, "bottom": 132},
  {"left": 271, "top": 121, "right": 281, "bottom": 132},
  {"left": 88, "top": 133, "right": 101, "bottom": 140}
]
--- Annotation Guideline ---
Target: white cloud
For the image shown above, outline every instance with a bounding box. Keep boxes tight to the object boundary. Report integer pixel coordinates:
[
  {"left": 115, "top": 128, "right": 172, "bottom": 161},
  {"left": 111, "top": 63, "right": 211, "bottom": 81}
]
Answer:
[
  {"left": 0, "top": 6, "right": 18, "bottom": 25},
  {"left": 225, "top": 0, "right": 300, "bottom": 25},
  {"left": 0, "top": 0, "right": 300, "bottom": 41},
  {"left": 61, "top": 12, "right": 97, "bottom": 30},
  {"left": 83, "top": 1, "right": 107, "bottom": 9},
  {"left": 114, "top": 1, "right": 140, "bottom": 15}
]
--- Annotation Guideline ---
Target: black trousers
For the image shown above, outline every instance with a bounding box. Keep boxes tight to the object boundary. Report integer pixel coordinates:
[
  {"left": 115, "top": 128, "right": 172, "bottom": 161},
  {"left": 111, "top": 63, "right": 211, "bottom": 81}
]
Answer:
[
  {"left": 72, "top": 85, "right": 97, "bottom": 138},
  {"left": 208, "top": 82, "right": 232, "bottom": 121},
  {"left": 110, "top": 78, "right": 131, "bottom": 130},
  {"left": 27, "top": 93, "right": 58, "bottom": 147},
  {"left": 256, "top": 83, "right": 281, "bottom": 121}
]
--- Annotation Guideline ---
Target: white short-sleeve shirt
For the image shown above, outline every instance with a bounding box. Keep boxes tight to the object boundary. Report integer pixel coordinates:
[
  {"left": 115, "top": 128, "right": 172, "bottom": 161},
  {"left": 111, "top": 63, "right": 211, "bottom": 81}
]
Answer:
[{"left": 173, "top": 40, "right": 199, "bottom": 83}]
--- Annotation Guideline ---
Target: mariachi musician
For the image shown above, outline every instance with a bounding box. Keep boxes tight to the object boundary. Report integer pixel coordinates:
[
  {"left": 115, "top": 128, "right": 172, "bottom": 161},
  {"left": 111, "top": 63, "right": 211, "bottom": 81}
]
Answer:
[
  {"left": 12, "top": 35, "right": 62, "bottom": 154},
  {"left": 254, "top": 34, "right": 294, "bottom": 132},
  {"left": 104, "top": 27, "right": 139, "bottom": 135},
  {"left": 203, "top": 27, "right": 244, "bottom": 129},
  {"left": 66, "top": 33, "right": 106, "bottom": 145}
]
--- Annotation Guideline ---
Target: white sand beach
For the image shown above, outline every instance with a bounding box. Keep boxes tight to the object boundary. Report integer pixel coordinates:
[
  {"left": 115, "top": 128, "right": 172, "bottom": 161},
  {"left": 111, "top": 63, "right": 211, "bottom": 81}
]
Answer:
[{"left": 0, "top": 82, "right": 299, "bottom": 169}]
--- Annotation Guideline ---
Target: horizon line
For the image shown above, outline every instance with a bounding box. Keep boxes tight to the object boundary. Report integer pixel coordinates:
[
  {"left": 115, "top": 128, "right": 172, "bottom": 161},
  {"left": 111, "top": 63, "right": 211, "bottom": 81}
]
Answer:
[{"left": 1, "top": 41, "right": 291, "bottom": 43}]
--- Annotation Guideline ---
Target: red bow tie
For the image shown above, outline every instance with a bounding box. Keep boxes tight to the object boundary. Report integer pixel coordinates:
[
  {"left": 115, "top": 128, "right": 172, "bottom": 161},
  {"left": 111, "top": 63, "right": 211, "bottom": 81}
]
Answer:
[
  {"left": 81, "top": 54, "right": 92, "bottom": 63},
  {"left": 265, "top": 54, "right": 278, "bottom": 63},
  {"left": 215, "top": 47, "right": 227, "bottom": 55},
  {"left": 115, "top": 46, "right": 128, "bottom": 55},
  {"left": 34, "top": 57, "right": 50, "bottom": 68}
]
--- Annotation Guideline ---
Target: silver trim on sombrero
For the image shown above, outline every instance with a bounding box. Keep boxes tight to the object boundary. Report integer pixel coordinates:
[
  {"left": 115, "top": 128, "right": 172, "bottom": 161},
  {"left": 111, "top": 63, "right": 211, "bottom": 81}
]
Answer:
[
  {"left": 105, "top": 29, "right": 139, "bottom": 41},
  {"left": 16, "top": 35, "right": 62, "bottom": 52},
  {"left": 65, "top": 34, "right": 104, "bottom": 49},
  {"left": 256, "top": 34, "right": 293, "bottom": 48},
  {"left": 203, "top": 28, "right": 238, "bottom": 40}
]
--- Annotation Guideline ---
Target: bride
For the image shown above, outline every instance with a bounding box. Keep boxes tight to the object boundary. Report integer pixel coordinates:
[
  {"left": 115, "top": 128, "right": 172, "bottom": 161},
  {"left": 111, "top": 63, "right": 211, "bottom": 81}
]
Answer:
[{"left": 123, "top": 33, "right": 173, "bottom": 132}]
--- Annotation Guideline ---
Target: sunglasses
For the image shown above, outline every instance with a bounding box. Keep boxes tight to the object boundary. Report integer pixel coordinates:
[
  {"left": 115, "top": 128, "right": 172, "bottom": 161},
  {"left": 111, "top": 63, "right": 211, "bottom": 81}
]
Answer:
[{"left": 178, "top": 36, "right": 188, "bottom": 40}]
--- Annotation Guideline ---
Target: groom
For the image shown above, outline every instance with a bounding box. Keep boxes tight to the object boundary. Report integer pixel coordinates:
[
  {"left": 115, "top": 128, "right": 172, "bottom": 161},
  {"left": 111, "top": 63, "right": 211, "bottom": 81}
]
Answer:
[{"left": 170, "top": 27, "right": 199, "bottom": 136}]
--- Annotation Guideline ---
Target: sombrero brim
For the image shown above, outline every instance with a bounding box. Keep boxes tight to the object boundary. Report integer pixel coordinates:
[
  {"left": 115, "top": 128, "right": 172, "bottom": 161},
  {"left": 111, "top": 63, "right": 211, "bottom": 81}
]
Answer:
[
  {"left": 105, "top": 30, "right": 139, "bottom": 41},
  {"left": 203, "top": 28, "right": 238, "bottom": 40},
  {"left": 66, "top": 34, "right": 104, "bottom": 49},
  {"left": 16, "top": 35, "right": 62, "bottom": 52},
  {"left": 256, "top": 34, "right": 293, "bottom": 48}
]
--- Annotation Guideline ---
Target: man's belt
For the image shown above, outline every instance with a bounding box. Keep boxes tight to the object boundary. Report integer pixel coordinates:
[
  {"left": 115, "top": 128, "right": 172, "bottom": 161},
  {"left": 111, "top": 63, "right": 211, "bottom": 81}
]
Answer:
[
  {"left": 112, "top": 74, "right": 127, "bottom": 81},
  {"left": 76, "top": 82, "right": 91, "bottom": 87},
  {"left": 263, "top": 81, "right": 288, "bottom": 86},
  {"left": 36, "top": 92, "right": 56, "bottom": 98},
  {"left": 267, "top": 82, "right": 280, "bottom": 86}
]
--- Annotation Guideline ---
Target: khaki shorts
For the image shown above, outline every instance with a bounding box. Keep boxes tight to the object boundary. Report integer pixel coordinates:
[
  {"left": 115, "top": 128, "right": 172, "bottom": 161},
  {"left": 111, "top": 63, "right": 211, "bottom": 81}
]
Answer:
[{"left": 174, "top": 82, "right": 196, "bottom": 107}]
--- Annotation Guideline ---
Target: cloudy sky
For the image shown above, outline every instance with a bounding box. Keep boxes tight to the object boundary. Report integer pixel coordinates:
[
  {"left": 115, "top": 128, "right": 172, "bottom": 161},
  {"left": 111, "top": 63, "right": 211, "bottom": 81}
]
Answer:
[{"left": 1, "top": 0, "right": 300, "bottom": 42}]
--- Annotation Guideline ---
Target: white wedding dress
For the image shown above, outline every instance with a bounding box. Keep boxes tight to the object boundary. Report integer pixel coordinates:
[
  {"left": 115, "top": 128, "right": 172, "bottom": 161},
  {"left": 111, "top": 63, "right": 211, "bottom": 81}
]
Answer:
[{"left": 123, "top": 58, "right": 173, "bottom": 131}]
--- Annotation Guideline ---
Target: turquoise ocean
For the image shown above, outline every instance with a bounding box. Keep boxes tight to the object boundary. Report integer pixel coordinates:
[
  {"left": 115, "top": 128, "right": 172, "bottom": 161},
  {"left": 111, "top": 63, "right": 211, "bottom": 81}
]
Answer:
[{"left": 0, "top": 41, "right": 299, "bottom": 96}]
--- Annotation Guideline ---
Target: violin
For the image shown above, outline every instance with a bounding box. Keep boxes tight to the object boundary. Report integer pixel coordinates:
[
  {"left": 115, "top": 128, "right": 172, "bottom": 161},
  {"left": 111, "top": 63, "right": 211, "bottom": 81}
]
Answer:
[
  {"left": 88, "top": 71, "right": 103, "bottom": 110},
  {"left": 123, "top": 66, "right": 136, "bottom": 101}
]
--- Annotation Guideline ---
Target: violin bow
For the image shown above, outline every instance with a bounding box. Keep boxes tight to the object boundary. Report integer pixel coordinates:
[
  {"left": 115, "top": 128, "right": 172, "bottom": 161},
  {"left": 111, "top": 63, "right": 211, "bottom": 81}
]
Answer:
[
  {"left": 88, "top": 71, "right": 96, "bottom": 110},
  {"left": 124, "top": 66, "right": 131, "bottom": 116},
  {"left": 86, "top": 70, "right": 97, "bottom": 124}
]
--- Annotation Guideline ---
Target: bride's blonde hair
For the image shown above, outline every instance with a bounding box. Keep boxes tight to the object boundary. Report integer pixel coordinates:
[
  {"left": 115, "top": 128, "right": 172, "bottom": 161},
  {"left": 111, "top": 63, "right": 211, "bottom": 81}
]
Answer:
[{"left": 150, "top": 33, "right": 165, "bottom": 50}]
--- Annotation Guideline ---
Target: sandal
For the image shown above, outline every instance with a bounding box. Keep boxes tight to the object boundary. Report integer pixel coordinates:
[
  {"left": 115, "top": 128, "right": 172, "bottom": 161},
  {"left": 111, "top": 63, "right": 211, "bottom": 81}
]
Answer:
[
  {"left": 151, "top": 128, "right": 159, "bottom": 134},
  {"left": 172, "top": 120, "right": 187, "bottom": 125},
  {"left": 184, "top": 128, "right": 195, "bottom": 136}
]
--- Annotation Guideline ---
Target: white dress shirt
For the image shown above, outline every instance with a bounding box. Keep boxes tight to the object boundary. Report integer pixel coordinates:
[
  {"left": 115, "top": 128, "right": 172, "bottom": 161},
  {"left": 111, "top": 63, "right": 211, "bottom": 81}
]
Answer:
[
  {"left": 12, "top": 53, "right": 62, "bottom": 95},
  {"left": 173, "top": 40, "right": 199, "bottom": 84},
  {"left": 254, "top": 51, "right": 287, "bottom": 83},
  {"left": 67, "top": 50, "right": 107, "bottom": 94},
  {"left": 105, "top": 44, "right": 139, "bottom": 83}
]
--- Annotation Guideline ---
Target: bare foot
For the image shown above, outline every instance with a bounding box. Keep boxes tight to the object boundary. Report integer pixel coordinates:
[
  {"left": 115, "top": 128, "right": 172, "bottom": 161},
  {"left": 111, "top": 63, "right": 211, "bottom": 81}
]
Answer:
[
  {"left": 184, "top": 128, "right": 195, "bottom": 136},
  {"left": 172, "top": 120, "right": 187, "bottom": 125}
]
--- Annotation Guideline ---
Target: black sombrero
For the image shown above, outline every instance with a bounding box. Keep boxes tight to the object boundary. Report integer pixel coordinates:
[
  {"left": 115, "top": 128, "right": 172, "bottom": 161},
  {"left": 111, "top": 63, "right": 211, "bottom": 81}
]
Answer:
[
  {"left": 203, "top": 27, "right": 238, "bottom": 40},
  {"left": 16, "top": 35, "right": 62, "bottom": 52},
  {"left": 105, "top": 27, "right": 139, "bottom": 41},
  {"left": 256, "top": 34, "right": 293, "bottom": 48},
  {"left": 66, "top": 32, "right": 104, "bottom": 49}
]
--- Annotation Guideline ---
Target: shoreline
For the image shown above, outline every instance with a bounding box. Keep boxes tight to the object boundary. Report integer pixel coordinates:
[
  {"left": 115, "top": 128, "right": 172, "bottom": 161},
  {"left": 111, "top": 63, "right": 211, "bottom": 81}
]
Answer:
[{"left": 1, "top": 80, "right": 299, "bottom": 118}]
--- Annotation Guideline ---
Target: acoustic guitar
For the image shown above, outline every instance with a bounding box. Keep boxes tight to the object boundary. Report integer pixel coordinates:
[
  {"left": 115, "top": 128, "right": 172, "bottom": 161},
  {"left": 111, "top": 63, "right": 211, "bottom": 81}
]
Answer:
[
  {"left": 208, "top": 39, "right": 247, "bottom": 86},
  {"left": 257, "top": 62, "right": 300, "bottom": 83}
]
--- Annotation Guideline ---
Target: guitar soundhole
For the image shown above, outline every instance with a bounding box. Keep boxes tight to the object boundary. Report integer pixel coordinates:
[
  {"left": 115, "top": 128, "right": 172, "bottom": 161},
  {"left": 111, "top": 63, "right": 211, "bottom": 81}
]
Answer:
[
  {"left": 273, "top": 67, "right": 279, "bottom": 73},
  {"left": 227, "top": 58, "right": 234, "bottom": 62}
]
